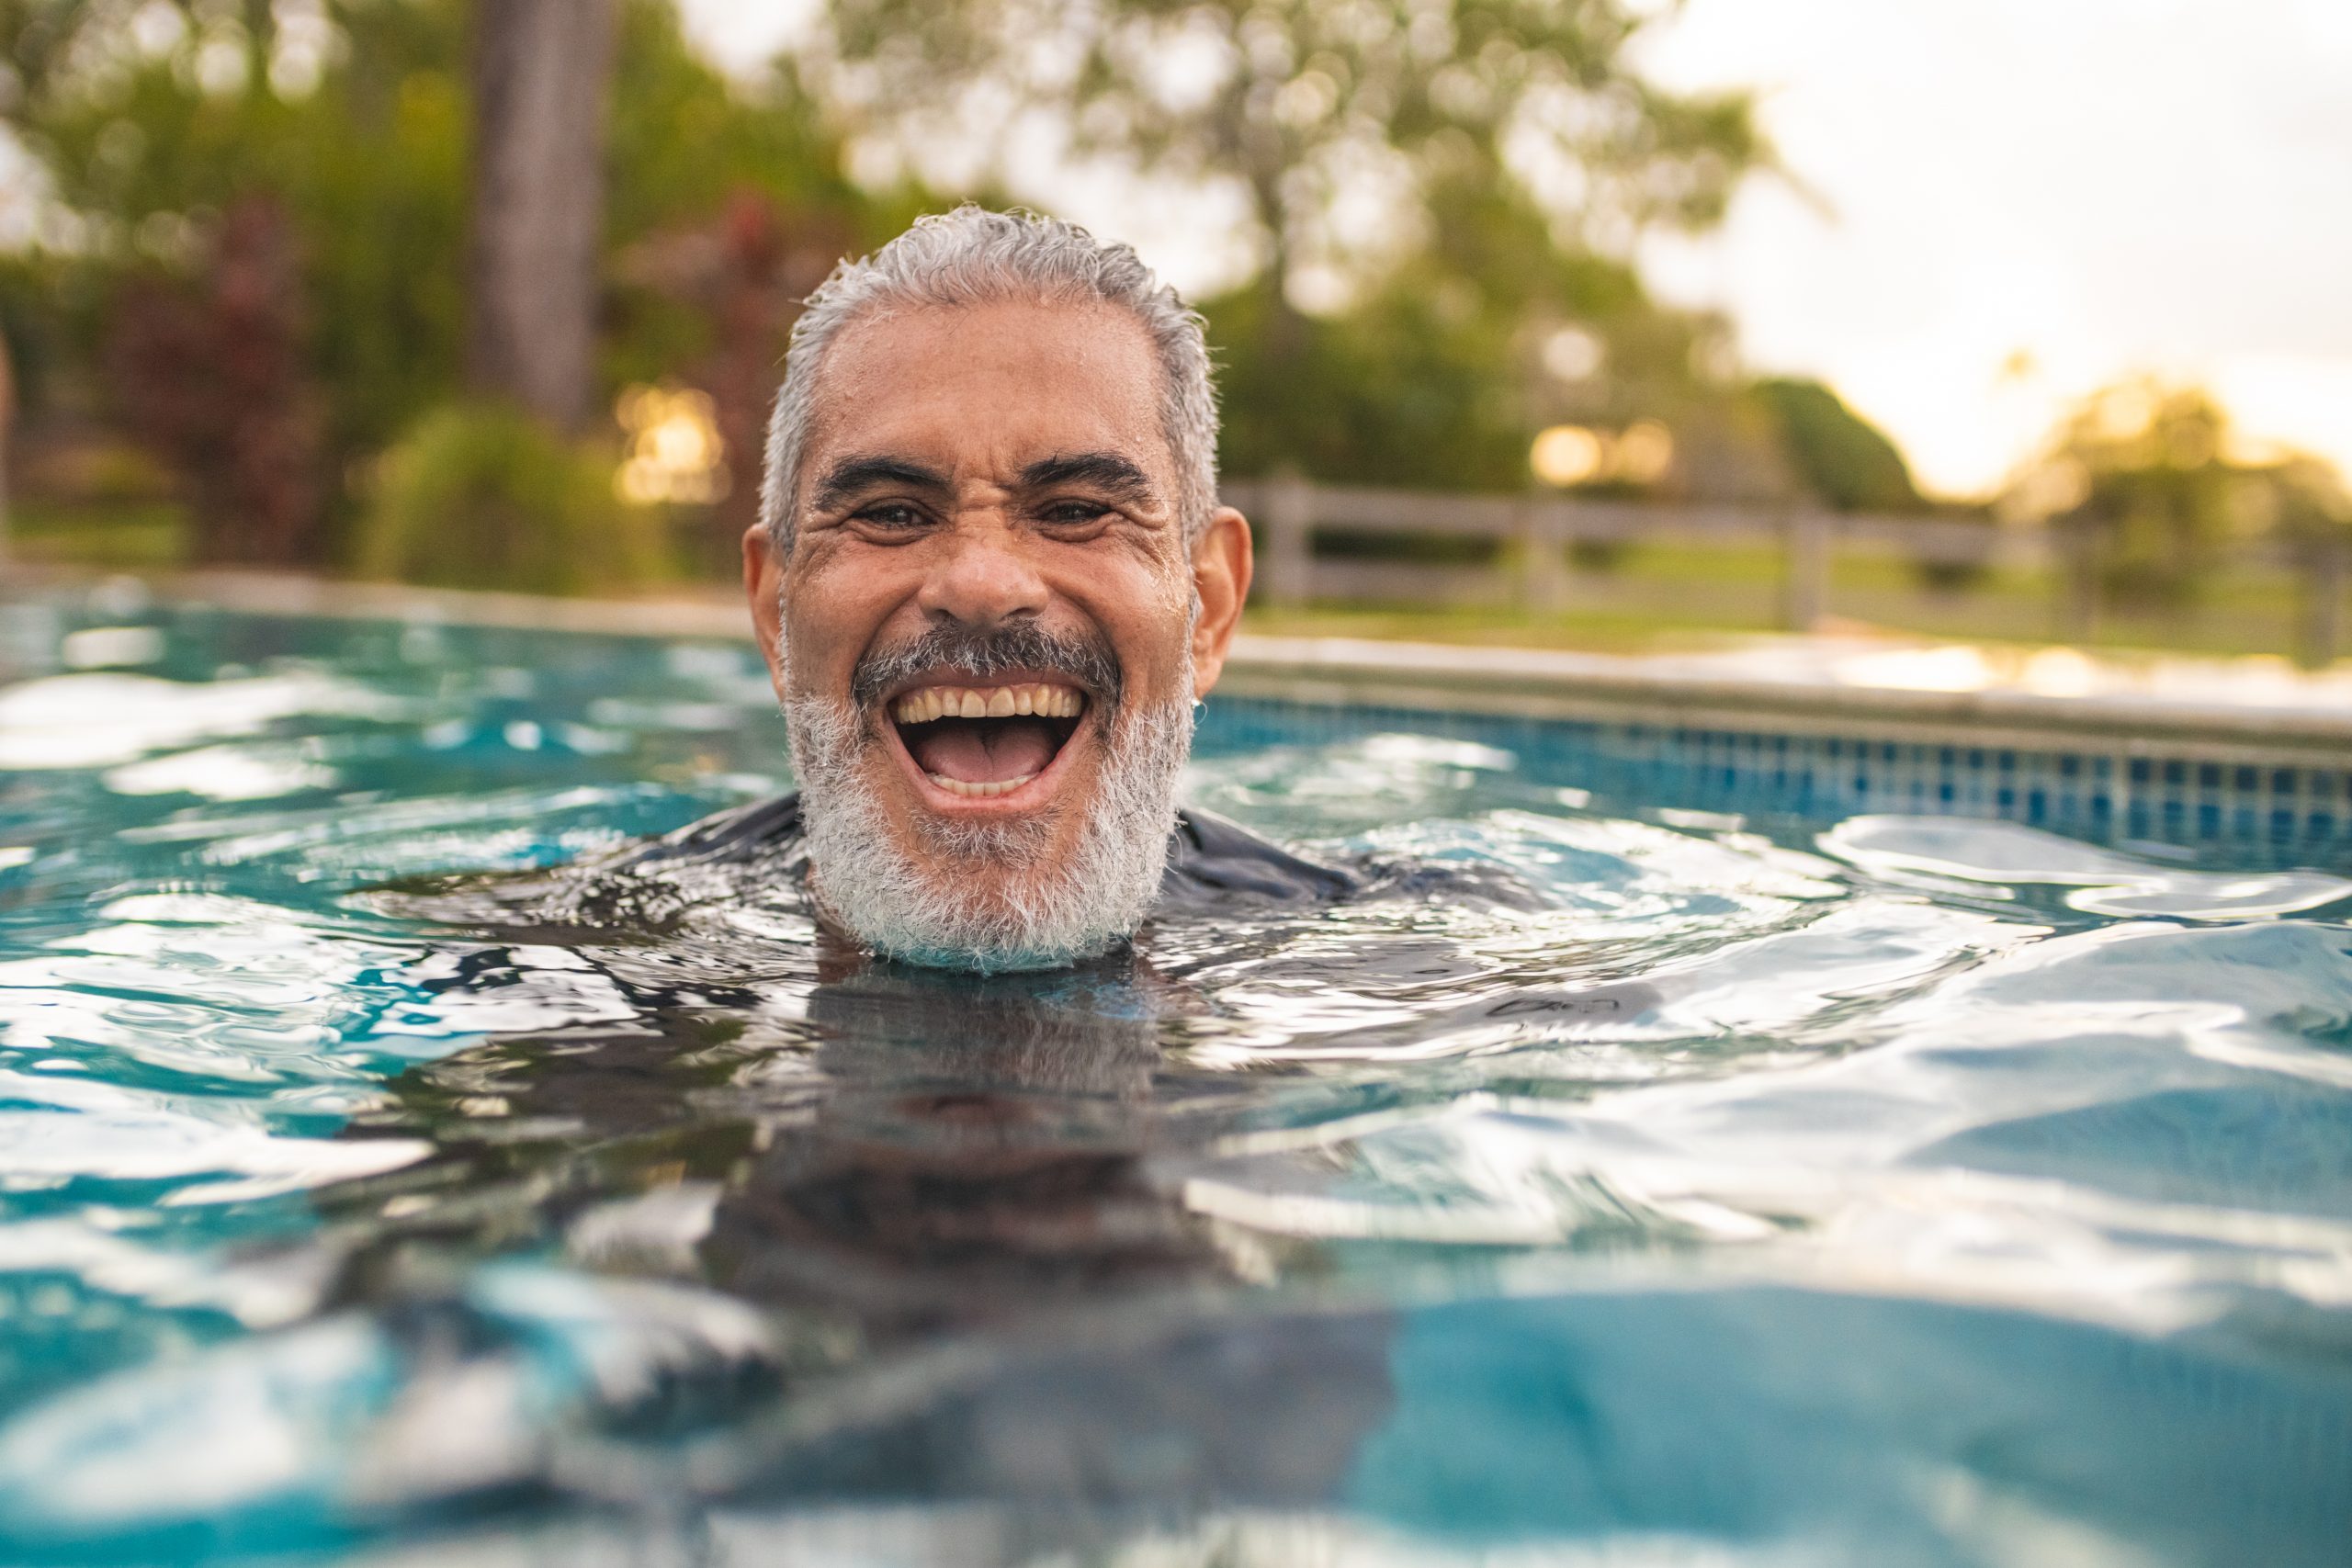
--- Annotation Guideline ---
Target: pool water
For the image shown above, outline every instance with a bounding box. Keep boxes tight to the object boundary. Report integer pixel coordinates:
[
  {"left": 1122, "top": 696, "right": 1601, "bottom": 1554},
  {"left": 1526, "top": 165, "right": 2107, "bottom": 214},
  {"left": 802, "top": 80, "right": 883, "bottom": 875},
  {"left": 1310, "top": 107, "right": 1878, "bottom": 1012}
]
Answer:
[{"left": 2, "top": 592, "right": 2350, "bottom": 1567}]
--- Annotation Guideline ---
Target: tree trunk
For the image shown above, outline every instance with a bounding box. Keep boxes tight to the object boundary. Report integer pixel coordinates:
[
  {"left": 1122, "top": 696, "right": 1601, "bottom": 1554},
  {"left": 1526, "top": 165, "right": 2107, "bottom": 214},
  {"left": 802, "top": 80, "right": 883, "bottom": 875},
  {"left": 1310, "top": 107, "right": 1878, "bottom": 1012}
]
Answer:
[{"left": 467, "top": 0, "right": 618, "bottom": 433}]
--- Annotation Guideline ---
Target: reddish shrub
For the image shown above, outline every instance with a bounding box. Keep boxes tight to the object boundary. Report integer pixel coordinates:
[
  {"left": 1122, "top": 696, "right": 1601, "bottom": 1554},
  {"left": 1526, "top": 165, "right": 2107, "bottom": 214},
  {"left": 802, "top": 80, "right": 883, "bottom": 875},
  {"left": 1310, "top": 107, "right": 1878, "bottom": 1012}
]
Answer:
[
  {"left": 105, "top": 194, "right": 325, "bottom": 567},
  {"left": 623, "top": 189, "right": 851, "bottom": 566}
]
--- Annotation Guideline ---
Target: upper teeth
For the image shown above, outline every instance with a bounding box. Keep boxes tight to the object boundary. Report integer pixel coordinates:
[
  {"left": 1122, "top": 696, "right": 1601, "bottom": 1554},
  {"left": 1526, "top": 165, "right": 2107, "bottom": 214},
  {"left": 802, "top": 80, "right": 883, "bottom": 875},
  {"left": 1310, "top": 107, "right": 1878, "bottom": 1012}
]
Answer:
[
  {"left": 890, "top": 683, "right": 1083, "bottom": 723},
  {"left": 926, "top": 773, "right": 1035, "bottom": 798}
]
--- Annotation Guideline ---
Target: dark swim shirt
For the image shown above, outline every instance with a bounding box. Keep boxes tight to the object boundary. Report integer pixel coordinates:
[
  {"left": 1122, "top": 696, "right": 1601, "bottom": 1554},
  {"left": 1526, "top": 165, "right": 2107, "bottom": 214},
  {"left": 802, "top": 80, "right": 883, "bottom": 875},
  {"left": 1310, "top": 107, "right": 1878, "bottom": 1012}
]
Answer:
[
  {"left": 393, "top": 788, "right": 1537, "bottom": 941},
  {"left": 616, "top": 791, "right": 1364, "bottom": 912}
]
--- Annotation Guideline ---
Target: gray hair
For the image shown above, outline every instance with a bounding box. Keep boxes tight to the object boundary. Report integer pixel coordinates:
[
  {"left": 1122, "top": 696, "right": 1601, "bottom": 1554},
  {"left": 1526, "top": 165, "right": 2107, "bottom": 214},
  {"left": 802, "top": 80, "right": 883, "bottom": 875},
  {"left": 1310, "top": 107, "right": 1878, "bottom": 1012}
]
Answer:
[{"left": 758, "top": 205, "right": 1219, "bottom": 555}]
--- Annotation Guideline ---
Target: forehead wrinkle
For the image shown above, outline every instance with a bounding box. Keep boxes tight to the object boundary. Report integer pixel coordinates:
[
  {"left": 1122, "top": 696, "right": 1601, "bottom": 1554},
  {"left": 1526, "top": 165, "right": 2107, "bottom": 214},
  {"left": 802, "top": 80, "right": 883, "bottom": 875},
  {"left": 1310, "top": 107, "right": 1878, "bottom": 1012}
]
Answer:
[{"left": 803, "top": 300, "right": 1172, "bottom": 494}]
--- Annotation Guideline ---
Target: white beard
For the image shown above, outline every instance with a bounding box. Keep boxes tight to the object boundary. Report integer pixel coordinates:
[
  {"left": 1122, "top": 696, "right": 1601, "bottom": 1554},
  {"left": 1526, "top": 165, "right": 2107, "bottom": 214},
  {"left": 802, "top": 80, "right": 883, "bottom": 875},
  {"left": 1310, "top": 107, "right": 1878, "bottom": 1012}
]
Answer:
[{"left": 783, "top": 670, "right": 1194, "bottom": 972}]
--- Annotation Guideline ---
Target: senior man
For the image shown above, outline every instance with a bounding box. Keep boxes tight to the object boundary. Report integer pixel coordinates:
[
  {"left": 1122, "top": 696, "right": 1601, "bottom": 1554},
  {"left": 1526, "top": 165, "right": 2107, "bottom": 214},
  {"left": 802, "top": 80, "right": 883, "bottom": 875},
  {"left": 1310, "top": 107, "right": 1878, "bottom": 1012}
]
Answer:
[{"left": 669, "top": 205, "right": 1350, "bottom": 972}]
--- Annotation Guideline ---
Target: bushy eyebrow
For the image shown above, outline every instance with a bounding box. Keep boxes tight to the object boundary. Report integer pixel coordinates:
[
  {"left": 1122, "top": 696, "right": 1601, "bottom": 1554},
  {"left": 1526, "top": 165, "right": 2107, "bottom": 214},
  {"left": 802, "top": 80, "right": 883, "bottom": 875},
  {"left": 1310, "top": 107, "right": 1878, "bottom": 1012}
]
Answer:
[
  {"left": 811, "top": 455, "right": 952, "bottom": 511},
  {"left": 1020, "top": 451, "right": 1158, "bottom": 502}
]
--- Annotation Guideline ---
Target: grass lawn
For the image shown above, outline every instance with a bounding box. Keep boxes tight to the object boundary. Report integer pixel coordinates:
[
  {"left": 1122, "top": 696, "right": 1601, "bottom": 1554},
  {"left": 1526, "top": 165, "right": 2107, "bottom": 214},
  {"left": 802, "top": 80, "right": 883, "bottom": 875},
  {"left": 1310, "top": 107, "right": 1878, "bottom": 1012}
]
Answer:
[
  {"left": 7, "top": 501, "right": 191, "bottom": 570},
  {"left": 1244, "top": 539, "right": 2338, "bottom": 665}
]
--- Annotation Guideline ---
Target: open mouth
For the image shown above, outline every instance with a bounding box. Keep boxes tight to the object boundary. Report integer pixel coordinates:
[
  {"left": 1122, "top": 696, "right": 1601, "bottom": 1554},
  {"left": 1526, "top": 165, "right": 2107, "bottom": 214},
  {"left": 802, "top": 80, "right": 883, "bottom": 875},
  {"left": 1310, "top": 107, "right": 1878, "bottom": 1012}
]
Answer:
[{"left": 887, "top": 680, "right": 1090, "bottom": 800}]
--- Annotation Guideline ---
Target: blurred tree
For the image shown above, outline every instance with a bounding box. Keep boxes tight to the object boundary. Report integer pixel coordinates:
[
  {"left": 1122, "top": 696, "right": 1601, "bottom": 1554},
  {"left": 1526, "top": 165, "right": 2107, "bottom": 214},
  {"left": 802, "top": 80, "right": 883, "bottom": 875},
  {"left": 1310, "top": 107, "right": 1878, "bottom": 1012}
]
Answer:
[
  {"left": 104, "top": 192, "right": 322, "bottom": 563},
  {"left": 1749, "top": 377, "right": 1921, "bottom": 513},
  {"left": 0, "top": 0, "right": 1809, "bottom": 585},
  {"left": 467, "top": 0, "right": 616, "bottom": 430},
  {"left": 2055, "top": 382, "right": 2233, "bottom": 610},
  {"left": 1203, "top": 173, "right": 1785, "bottom": 506},
  {"left": 2006, "top": 378, "right": 2349, "bottom": 614},
  {"left": 2256, "top": 452, "right": 2352, "bottom": 557},
  {"left": 0, "top": 275, "right": 12, "bottom": 562},
  {"left": 603, "top": 24, "right": 927, "bottom": 563},
  {"left": 0, "top": 0, "right": 470, "bottom": 558},
  {"left": 1206, "top": 176, "right": 1635, "bottom": 490},
  {"left": 813, "top": 0, "right": 1773, "bottom": 504},
  {"left": 816, "top": 0, "right": 1758, "bottom": 303},
  {"left": 1747, "top": 377, "right": 1984, "bottom": 594},
  {"left": 616, "top": 188, "right": 854, "bottom": 566},
  {"left": 0, "top": 0, "right": 904, "bottom": 571}
]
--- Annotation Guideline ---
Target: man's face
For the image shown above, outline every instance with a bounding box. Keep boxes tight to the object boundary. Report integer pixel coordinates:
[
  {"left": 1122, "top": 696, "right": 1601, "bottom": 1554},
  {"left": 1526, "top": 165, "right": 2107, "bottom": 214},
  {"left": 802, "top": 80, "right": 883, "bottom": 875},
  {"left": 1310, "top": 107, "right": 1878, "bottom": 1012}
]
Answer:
[{"left": 744, "top": 299, "right": 1250, "bottom": 967}]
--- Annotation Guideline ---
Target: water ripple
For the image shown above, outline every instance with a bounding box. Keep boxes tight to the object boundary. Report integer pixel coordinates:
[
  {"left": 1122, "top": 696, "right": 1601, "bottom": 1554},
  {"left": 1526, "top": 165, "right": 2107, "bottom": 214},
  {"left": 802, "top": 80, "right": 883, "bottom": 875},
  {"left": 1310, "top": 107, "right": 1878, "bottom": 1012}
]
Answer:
[{"left": 1, "top": 598, "right": 2347, "bottom": 1563}]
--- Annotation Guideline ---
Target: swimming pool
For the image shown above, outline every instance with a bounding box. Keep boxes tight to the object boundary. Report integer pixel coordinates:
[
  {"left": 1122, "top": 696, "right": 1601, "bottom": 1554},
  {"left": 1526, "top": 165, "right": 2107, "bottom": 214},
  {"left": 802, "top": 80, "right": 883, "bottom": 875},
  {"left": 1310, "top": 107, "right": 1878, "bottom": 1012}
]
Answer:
[{"left": 3, "top": 587, "right": 2349, "bottom": 1566}]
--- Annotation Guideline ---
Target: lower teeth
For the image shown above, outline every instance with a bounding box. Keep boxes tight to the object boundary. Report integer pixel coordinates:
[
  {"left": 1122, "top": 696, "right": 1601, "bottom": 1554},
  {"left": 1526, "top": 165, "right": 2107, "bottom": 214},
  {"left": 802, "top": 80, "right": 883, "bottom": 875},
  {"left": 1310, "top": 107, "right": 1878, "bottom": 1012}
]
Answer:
[{"left": 927, "top": 772, "right": 1037, "bottom": 798}]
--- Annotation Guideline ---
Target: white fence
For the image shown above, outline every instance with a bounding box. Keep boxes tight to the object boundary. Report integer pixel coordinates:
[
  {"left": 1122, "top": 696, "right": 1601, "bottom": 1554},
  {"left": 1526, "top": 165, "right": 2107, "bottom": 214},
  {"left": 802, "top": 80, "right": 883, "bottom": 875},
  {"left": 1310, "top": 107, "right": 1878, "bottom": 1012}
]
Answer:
[{"left": 1221, "top": 478, "right": 2349, "bottom": 667}]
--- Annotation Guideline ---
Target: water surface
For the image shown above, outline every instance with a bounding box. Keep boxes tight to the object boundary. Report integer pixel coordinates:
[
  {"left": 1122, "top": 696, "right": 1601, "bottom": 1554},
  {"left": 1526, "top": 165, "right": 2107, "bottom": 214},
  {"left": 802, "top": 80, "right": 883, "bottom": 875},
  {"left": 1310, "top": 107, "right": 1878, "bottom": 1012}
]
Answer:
[{"left": 2, "top": 592, "right": 2350, "bottom": 1566}]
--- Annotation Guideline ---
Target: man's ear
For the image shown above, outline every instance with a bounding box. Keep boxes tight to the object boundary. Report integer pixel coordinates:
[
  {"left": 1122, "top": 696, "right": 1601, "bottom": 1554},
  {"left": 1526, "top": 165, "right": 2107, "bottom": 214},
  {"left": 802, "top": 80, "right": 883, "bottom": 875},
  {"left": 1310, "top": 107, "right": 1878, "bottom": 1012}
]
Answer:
[
  {"left": 742, "top": 523, "right": 789, "bottom": 703},
  {"left": 1188, "top": 505, "right": 1253, "bottom": 699}
]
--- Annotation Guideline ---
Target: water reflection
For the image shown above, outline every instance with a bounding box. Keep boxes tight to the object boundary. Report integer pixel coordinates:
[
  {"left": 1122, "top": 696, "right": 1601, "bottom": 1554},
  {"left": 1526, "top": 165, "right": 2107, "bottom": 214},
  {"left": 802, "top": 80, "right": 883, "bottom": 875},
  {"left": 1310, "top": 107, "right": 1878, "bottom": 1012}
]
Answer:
[
  {"left": 6, "top": 601, "right": 2352, "bottom": 1564},
  {"left": 348, "top": 950, "right": 1238, "bottom": 1348}
]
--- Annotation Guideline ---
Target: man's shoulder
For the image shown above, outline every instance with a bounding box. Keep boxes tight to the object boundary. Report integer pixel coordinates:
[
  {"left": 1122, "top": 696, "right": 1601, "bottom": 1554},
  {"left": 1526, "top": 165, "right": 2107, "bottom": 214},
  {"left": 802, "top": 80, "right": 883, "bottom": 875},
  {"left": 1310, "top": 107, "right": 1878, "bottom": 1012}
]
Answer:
[
  {"left": 616, "top": 792, "right": 807, "bottom": 868},
  {"left": 617, "top": 791, "right": 1358, "bottom": 909},
  {"left": 1162, "top": 805, "right": 1361, "bottom": 909}
]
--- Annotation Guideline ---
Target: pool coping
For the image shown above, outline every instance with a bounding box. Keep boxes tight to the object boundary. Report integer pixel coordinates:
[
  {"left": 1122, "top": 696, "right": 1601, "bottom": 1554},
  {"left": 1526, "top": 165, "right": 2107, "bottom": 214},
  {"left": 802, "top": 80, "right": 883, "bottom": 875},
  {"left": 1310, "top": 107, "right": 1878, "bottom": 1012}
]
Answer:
[
  {"left": 16, "top": 567, "right": 2352, "bottom": 761},
  {"left": 1211, "top": 637, "right": 2352, "bottom": 763}
]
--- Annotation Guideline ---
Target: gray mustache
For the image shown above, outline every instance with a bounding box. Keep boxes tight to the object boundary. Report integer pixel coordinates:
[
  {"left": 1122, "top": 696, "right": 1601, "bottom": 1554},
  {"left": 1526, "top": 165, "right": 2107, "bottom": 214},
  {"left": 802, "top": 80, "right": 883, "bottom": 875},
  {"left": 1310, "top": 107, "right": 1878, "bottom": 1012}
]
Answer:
[{"left": 850, "top": 622, "right": 1124, "bottom": 714}]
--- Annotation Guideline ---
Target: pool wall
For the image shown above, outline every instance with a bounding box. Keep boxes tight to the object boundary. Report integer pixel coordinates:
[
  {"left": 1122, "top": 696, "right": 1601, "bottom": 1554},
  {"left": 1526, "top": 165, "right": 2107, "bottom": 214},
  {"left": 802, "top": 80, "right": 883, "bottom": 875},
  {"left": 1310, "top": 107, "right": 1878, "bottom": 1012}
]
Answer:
[{"left": 11, "top": 567, "right": 2348, "bottom": 869}]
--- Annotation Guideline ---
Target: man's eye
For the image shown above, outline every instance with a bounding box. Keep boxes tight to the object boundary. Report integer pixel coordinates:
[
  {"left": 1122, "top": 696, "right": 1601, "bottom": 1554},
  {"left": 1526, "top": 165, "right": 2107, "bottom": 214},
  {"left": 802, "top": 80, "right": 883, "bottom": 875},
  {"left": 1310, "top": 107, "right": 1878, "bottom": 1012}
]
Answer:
[
  {"left": 855, "top": 502, "right": 927, "bottom": 530},
  {"left": 1040, "top": 501, "right": 1114, "bottom": 526}
]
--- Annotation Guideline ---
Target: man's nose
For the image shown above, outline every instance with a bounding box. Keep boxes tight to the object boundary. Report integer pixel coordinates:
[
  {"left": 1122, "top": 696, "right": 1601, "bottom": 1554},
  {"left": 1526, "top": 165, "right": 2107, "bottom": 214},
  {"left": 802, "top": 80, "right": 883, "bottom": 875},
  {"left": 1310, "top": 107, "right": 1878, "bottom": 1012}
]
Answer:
[{"left": 915, "top": 516, "right": 1051, "bottom": 628}]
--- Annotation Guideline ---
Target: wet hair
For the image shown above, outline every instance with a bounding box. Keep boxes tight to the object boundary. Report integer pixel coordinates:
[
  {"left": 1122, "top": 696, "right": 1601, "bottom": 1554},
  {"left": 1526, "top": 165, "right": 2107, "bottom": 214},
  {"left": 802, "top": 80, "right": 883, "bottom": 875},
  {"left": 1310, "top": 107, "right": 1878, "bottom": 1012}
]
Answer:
[{"left": 759, "top": 205, "right": 1218, "bottom": 555}]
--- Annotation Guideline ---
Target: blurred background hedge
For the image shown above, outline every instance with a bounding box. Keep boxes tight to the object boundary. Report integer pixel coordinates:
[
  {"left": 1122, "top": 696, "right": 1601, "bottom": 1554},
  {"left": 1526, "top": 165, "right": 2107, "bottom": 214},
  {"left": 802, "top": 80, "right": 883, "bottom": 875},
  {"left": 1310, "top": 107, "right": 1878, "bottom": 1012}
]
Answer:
[{"left": 0, "top": 0, "right": 2339, "bottom": 637}]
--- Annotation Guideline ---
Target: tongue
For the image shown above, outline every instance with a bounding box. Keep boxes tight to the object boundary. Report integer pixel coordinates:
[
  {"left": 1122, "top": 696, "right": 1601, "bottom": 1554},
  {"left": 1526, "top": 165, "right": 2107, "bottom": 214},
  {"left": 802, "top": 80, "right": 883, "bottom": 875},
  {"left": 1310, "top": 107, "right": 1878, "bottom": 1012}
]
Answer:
[{"left": 907, "top": 717, "right": 1061, "bottom": 784}]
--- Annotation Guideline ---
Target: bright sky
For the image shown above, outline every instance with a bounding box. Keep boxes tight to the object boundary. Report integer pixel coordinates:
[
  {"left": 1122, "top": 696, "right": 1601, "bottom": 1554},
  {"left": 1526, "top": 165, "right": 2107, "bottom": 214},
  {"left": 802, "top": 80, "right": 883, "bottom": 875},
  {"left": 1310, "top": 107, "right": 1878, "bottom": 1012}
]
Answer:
[
  {"left": 1632, "top": 0, "right": 2352, "bottom": 497},
  {"left": 692, "top": 1, "right": 2352, "bottom": 499}
]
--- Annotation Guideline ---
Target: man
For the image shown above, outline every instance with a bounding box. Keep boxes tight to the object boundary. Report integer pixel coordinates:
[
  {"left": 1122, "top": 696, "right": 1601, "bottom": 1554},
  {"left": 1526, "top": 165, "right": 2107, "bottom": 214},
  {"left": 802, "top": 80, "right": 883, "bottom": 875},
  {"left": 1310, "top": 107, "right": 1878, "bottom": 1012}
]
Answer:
[{"left": 701, "top": 204, "right": 1350, "bottom": 971}]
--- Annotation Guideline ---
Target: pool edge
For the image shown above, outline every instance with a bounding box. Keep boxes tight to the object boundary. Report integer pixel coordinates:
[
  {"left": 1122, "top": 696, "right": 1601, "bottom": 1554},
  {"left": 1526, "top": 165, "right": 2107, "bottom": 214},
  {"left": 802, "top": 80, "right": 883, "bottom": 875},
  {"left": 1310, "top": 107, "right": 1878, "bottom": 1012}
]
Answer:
[{"left": 12, "top": 565, "right": 2350, "bottom": 761}]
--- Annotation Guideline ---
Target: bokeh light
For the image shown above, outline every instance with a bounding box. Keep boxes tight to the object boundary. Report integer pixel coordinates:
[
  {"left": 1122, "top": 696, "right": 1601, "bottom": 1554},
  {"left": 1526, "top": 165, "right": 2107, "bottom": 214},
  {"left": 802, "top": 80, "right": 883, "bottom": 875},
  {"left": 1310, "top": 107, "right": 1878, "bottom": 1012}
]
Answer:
[
  {"left": 615, "top": 385, "right": 729, "bottom": 506},
  {"left": 1542, "top": 325, "right": 1606, "bottom": 382},
  {"left": 1615, "top": 419, "right": 1676, "bottom": 483},
  {"left": 1531, "top": 424, "right": 1607, "bottom": 487}
]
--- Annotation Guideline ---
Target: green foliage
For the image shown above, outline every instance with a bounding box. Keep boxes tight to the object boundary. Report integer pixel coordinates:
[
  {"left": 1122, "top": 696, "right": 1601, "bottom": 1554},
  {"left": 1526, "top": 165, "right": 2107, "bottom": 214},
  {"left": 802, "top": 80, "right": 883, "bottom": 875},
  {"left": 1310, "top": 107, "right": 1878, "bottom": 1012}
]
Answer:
[
  {"left": 0, "top": 0, "right": 904, "bottom": 567},
  {"left": 8, "top": 500, "right": 189, "bottom": 569},
  {"left": 1207, "top": 179, "right": 1712, "bottom": 493},
  {"left": 1209, "top": 274, "right": 1526, "bottom": 491},
  {"left": 813, "top": 1, "right": 1770, "bottom": 507},
  {"left": 2258, "top": 455, "right": 2352, "bottom": 556},
  {"left": 601, "top": 4, "right": 927, "bottom": 389},
  {"left": 1750, "top": 378, "right": 1921, "bottom": 513},
  {"left": 605, "top": 14, "right": 888, "bottom": 251},
  {"left": 287, "top": 14, "right": 471, "bottom": 477},
  {"left": 2032, "top": 382, "right": 2238, "bottom": 611},
  {"left": 355, "top": 401, "right": 672, "bottom": 594},
  {"left": 1997, "top": 381, "right": 2352, "bottom": 626},
  {"left": 0, "top": 0, "right": 471, "bottom": 547},
  {"left": 817, "top": 0, "right": 1764, "bottom": 296},
  {"left": 0, "top": 0, "right": 1826, "bottom": 592},
  {"left": 104, "top": 193, "right": 324, "bottom": 564}
]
